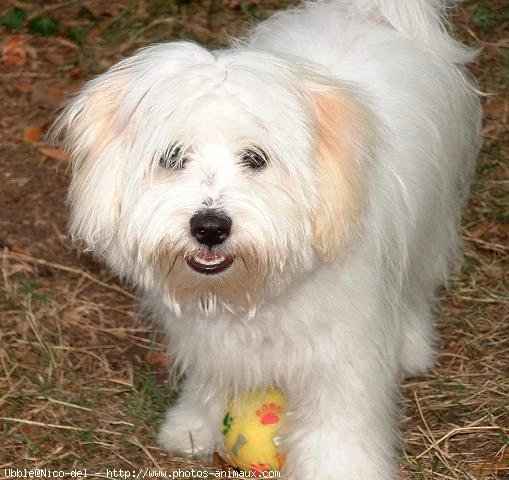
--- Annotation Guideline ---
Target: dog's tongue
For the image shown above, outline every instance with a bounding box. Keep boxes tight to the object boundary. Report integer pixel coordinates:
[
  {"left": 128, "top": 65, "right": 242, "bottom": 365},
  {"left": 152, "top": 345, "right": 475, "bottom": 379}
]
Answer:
[
  {"left": 188, "top": 250, "right": 234, "bottom": 274},
  {"left": 195, "top": 251, "right": 226, "bottom": 266}
]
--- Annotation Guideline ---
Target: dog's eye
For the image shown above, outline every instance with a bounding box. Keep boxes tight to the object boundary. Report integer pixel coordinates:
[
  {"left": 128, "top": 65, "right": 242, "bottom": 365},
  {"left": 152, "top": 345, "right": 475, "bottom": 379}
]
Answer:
[
  {"left": 159, "top": 146, "right": 187, "bottom": 170},
  {"left": 240, "top": 149, "right": 268, "bottom": 171}
]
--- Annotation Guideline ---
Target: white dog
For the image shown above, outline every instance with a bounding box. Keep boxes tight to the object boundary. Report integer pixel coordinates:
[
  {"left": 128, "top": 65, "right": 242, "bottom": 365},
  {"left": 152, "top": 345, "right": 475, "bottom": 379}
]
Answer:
[{"left": 53, "top": 0, "right": 481, "bottom": 478}]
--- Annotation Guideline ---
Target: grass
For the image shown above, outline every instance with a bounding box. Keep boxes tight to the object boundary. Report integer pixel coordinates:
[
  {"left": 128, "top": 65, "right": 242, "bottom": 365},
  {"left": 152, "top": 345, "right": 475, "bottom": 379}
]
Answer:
[{"left": 0, "top": 0, "right": 508, "bottom": 478}]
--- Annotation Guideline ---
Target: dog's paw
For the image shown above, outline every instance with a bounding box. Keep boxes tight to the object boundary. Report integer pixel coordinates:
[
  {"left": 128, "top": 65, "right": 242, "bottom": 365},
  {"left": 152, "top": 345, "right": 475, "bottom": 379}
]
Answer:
[{"left": 157, "top": 407, "right": 216, "bottom": 458}]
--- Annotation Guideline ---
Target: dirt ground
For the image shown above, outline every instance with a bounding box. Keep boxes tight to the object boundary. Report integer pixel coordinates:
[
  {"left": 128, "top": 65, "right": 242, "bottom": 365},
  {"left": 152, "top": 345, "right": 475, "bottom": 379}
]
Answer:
[{"left": 0, "top": 1, "right": 508, "bottom": 479}]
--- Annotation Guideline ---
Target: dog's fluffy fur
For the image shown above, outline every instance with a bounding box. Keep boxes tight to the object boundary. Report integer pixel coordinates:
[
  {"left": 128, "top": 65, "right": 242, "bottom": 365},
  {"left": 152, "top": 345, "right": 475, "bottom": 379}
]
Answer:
[{"left": 53, "top": 0, "right": 482, "bottom": 478}]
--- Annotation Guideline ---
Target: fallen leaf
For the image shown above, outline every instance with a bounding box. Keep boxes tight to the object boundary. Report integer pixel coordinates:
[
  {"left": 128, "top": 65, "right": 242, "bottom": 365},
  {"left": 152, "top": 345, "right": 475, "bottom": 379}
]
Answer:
[
  {"left": 69, "top": 66, "right": 84, "bottom": 79},
  {"left": 38, "top": 147, "right": 69, "bottom": 162},
  {"left": 23, "top": 126, "right": 44, "bottom": 143},
  {"left": 484, "top": 96, "right": 508, "bottom": 120},
  {"left": 88, "top": 26, "right": 102, "bottom": 38},
  {"left": 445, "top": 341, "right": 461, "bottom": 355},
  {"left": 1, "top": 35, "right": 27, "bottom": 67},
  {"left": 144, "top": 351, "right": 167, "bottom": 367},
  {"left": 21, "top": 424, "right": 42, "bottom": 437},
  {"left": 473, "top": 450, "right": 509, "bottom": 476}
]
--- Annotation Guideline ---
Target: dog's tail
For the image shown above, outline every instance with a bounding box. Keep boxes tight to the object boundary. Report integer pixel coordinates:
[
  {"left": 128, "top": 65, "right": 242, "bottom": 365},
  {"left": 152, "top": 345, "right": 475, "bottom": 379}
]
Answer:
[{"left": 346, "top": 0, "right": 477, "bottom": 64}]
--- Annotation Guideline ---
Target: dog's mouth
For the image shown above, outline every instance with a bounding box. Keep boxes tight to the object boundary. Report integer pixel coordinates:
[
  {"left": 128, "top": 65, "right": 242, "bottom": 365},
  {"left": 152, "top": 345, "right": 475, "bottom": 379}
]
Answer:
[{"left": 186, "top": 250, "right": 234, "bottom": 275}]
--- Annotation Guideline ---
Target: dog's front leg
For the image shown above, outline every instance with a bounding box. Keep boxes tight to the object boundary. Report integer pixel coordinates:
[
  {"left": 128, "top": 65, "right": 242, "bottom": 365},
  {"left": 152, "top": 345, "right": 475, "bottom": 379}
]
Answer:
[
  {"left": 282, "top": 358, "right": 399, "bottom": 480},
  {"left": 157, "top": 372, "right": 223, "bottom": 458}
]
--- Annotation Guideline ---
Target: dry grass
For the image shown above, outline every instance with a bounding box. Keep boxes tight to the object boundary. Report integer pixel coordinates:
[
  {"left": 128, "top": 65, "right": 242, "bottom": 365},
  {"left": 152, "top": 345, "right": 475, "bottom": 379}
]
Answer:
[{"left": 0, "top": 0, "right": 507, "bottom": 478}]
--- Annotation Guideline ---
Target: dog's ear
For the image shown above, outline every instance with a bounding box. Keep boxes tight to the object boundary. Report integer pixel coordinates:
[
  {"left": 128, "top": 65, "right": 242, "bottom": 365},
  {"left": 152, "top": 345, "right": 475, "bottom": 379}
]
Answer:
[
  {"left": 49, "top": 69, "right": 132, "bottom": 254},
  {"left": 308, "top": 81, "right": 375, "bottom": 262}
]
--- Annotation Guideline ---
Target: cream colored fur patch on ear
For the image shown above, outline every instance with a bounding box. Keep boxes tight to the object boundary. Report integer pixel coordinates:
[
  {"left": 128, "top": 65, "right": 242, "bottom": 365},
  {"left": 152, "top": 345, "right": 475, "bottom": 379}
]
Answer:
[
  {"left": 53, "top": 75, "right": 131, "bottom": 250},
  {"left": 312, "top": 90, "right": 369, "bottom": 262}
]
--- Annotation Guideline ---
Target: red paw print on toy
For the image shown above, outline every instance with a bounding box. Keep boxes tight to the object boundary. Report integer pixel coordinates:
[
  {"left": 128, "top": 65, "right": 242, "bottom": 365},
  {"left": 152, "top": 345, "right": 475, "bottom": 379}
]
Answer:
[
  {"left": 255, "top": 402, "right": 281, "bottom": 425},
  {"left": 249, "top": 462, "right": 271, "bottom": 477}
]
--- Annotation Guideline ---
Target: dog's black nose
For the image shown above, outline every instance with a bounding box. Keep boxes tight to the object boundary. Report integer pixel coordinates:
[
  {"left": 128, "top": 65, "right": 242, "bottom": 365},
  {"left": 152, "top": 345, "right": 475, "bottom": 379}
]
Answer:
[{"left": 190, "top": 212, "right": 232, "bottom": 247}]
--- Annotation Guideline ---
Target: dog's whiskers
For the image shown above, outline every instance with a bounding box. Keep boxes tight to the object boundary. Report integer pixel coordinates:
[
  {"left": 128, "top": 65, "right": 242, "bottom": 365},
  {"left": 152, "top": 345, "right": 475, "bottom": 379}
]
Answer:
[
  {"left": 239, "top": 251, "right": 249, "bottom": 272},
  {"left": 167, "top": 253, "right": 179, "bottom": 276}
]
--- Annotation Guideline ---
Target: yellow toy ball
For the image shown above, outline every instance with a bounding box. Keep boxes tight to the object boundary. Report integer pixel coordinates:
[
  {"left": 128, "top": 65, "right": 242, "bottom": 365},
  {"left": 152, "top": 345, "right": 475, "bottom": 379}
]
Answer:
[{"left": 222, "top": 389, "right": 286, "bottom": 476}]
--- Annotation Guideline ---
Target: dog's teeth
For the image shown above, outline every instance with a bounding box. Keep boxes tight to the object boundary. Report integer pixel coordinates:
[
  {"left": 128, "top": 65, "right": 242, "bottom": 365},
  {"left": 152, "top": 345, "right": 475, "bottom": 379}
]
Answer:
[{"left": 194, "top": 254, "right": 226, "bottom": 266}]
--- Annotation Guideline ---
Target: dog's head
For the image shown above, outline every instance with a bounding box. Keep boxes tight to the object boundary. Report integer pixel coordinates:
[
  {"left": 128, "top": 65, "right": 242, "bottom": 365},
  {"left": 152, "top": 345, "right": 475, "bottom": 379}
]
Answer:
[{"left": 53, "top": 42, "right": 375, "bottom": 315}]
